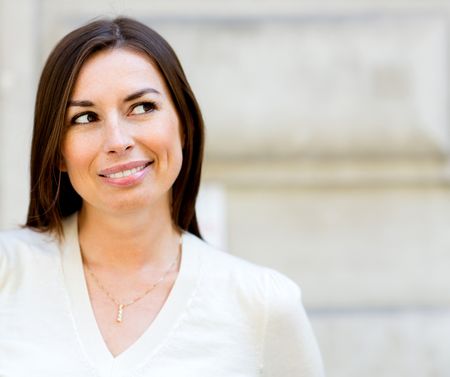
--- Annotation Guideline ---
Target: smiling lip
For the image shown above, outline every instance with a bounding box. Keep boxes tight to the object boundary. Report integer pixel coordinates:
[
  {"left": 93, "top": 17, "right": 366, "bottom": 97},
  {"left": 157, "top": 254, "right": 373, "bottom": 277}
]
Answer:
[
  {"left": 98, "top": 160, "right": 153, "bottom": 187},
  {"left": 98, "top": 161, "right": 153, "bottom": 178}
]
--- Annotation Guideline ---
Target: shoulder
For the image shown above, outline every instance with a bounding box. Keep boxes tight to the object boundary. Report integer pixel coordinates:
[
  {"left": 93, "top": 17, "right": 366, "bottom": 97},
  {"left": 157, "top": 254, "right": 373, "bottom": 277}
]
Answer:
[
  {"left": 184, "top": 232, "right": 301, "bottom": 303},
  {"left": 184, "top": 234, "right": 324, "bottom": 375},
  {"left": 0, "top": 227, "right": 58, "bottom": 278},
  {"left": 0, "top": 226, "right": 56, "bottom": 252}
]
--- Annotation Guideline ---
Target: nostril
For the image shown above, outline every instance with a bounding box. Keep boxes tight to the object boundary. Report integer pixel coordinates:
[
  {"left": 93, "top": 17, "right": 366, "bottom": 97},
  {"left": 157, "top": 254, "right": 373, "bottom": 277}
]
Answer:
[{"left": 105, "top": 141, "right": 133, "bottom": 154}]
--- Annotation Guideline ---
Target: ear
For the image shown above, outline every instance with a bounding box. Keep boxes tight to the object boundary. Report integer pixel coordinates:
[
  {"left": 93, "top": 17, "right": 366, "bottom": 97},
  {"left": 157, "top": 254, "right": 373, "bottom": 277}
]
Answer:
[
  {"left": 180, "top": 127, "right": 185, "bottom": 149},
  {"left": 59, "top": 158, "right": 67, "bottom": 172}
]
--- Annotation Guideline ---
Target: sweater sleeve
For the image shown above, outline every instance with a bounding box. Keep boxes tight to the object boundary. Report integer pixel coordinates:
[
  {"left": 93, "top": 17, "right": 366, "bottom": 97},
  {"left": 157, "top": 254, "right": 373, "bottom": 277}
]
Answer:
[{"left": 261, "top": 270, "right": 325, "bottom": 377}]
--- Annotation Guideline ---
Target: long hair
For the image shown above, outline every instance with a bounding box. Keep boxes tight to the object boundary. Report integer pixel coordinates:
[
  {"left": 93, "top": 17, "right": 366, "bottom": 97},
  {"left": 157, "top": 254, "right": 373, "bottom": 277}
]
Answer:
[{"left": 26, "top": 17, "right": 204, "bottom": 238}]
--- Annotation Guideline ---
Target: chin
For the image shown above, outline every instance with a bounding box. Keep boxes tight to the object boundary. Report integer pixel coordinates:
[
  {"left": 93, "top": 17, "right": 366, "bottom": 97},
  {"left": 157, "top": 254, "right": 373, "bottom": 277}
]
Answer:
[{"left": 102, "top": 192, "right": 171, "bottom": 214}]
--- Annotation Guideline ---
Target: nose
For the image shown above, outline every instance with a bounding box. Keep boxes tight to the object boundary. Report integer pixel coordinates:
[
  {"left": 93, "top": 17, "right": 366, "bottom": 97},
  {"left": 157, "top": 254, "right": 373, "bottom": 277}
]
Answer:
[{"left": 103, "top": 115, "right": 134, "bottom": 155}]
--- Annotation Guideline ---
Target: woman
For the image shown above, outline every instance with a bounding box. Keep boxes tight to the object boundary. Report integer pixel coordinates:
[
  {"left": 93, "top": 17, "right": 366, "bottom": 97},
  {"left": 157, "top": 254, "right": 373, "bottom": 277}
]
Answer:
[{"left": 0, "top": 17, "right": 324, "bottom": 376}]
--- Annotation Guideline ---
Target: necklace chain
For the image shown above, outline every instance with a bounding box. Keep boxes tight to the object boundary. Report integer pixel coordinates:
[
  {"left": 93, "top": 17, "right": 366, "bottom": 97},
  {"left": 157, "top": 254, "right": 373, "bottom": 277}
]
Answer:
[{"left": 82, "top": 236, "right": 182, "bottom": 323}]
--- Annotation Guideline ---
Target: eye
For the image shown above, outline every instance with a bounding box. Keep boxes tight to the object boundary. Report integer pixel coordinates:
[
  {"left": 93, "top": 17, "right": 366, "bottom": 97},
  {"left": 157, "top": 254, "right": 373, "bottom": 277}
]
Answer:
[
  {"left": 130, "top": 102, "right": 156, "bottom": 115},
  {"left": 71, "top": 112, "right": 98, "bottom": 125}
]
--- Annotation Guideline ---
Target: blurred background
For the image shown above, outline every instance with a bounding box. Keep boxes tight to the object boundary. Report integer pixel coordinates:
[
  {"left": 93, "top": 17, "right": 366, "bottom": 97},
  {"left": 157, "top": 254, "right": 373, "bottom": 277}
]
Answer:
[{"left": 1, "top": 0, "right": 450, "bottom": 375}]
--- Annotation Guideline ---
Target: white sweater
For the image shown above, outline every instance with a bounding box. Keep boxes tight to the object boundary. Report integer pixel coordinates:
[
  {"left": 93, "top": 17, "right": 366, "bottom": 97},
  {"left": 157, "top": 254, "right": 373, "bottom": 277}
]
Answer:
[{"left": 0, "top": 214, "right": 324, "bottom": 377}]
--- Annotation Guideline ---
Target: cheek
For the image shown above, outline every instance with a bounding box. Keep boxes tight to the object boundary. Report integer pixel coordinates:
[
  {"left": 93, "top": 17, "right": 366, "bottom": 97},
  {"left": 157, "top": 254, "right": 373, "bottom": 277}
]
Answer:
[
  {"left": 149, "top": 116, "right": 183, "bottom": 154},
  {"left": 168, "top": 124, "right": 184, "bottom": 166},
  {"left": 61, "top": 132, "right": 96, "bottom": 175}
]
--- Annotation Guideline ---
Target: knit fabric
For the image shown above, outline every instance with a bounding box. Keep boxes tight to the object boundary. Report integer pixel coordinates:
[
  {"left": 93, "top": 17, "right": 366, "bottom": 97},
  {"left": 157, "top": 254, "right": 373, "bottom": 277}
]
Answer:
[{"left": 0, "top": 214, "right": 324, "bottom": 377}]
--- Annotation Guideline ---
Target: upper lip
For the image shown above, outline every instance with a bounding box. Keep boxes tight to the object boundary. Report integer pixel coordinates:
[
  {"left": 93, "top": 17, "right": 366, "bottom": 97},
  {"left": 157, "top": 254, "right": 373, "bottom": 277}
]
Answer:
[{"left": 98, "top": 160, "right": 153, "bottom": 176}]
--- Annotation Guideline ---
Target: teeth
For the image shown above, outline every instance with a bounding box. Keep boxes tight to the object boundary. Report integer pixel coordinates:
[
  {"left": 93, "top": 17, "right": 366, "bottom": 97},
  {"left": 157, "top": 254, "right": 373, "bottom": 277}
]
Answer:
[{"left": 105, "top": 164, "right": 147, "bottom": 179}]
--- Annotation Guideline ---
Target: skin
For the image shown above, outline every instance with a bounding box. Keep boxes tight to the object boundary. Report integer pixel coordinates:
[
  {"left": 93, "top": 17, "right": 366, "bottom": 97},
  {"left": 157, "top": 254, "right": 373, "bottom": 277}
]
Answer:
[{"left": 61, "top": 47, "right": 184, "bottom": 357}]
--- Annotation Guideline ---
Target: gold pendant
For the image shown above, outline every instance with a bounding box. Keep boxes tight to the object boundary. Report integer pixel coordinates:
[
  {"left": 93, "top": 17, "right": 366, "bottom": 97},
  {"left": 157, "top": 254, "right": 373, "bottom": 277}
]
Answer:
[{"left": 116, "top": 304, "right": 124, "bottom": 323}]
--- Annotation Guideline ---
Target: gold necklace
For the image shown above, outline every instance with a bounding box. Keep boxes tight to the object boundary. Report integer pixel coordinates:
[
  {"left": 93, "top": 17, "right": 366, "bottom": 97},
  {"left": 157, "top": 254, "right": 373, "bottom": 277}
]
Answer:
[{"left": 82, "top": 236, "right": 182, "bottom": 323}]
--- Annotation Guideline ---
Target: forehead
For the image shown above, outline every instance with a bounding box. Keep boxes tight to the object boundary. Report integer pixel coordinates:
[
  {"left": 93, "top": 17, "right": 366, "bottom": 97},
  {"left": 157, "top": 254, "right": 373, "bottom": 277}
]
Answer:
[{"left": 70, "top": 47, "right": 167, "bottom": 98}]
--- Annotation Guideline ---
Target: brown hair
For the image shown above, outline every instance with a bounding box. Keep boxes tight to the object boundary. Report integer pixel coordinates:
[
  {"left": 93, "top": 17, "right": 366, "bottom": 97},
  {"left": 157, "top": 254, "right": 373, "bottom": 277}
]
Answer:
[{"left": 26, "top": 17, "right": 204, "bottom": 238}]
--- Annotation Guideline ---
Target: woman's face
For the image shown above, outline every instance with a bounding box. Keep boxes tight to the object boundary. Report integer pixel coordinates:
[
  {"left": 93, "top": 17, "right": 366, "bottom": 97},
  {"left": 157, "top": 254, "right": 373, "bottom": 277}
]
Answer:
[{"left": 61, "top": 48, "right": 183, "bottom": 216}]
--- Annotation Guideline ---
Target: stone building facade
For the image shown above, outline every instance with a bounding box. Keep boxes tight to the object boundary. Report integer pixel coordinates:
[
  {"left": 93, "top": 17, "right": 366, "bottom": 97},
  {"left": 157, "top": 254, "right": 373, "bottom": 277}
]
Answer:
[{"left": 1, "top": 0, "right": 450, "bottom": 375}]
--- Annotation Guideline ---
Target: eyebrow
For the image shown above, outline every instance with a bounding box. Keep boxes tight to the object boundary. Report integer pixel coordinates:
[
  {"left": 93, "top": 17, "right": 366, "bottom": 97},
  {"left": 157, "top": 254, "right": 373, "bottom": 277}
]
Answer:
[
  {"left": 124, "top": 88, "right": 161, "bottom": 102},
  {"left": 67, "top": 87, "right": 161, "bottom": 107}
]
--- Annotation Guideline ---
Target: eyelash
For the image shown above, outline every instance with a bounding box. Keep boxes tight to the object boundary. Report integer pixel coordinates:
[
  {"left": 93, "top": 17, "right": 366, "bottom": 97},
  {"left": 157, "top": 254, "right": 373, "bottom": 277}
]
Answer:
[
  {"left": 131, "top": 101, "right": 157, "bottom": 115},
  {"left": 69, "top": 101, "right": 158, "bottom": 125},
  {"left": 70, "top": 111, "right": 98, "bottom": 125}
]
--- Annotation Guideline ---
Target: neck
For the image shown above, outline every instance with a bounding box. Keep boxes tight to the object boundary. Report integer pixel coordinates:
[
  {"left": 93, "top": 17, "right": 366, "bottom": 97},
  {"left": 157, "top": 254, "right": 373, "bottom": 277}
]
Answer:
[{"left": 77, "top": 204, "right": 181, "bottom": 273}]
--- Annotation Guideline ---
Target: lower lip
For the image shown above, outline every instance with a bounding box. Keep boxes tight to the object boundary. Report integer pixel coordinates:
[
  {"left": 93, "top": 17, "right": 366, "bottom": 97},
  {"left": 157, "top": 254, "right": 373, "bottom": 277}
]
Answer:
[{"left": 99, "top": 164, "right": 152, "bottom": 187}]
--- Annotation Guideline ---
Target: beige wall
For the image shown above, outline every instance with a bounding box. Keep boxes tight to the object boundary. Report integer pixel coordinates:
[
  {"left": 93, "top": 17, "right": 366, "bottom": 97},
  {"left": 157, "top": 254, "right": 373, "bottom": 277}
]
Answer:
[
  {"left": 1, "top": 1, "right": 450, "bottom": 375},
  {"left": 0, "top": 0, "right": 37, "bottom": 228}
]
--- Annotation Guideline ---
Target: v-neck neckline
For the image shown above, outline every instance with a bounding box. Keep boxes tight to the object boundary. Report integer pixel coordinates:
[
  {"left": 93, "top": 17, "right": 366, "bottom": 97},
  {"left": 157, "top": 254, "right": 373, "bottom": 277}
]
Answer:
[{"left": 60, "top": 214, "right": 201, "bottom": 377}]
